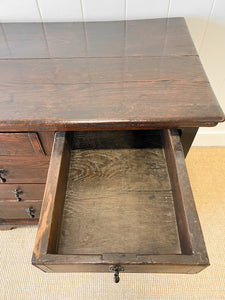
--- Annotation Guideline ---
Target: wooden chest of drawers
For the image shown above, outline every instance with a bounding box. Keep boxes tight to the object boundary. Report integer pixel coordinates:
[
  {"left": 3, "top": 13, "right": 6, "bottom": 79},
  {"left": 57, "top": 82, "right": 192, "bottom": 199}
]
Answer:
[
  {"left": 0, "top": 132, "right": 54, "bottom": 227},
  {"left": 0, "top": 18, "right": 224, "bottom": 281}
]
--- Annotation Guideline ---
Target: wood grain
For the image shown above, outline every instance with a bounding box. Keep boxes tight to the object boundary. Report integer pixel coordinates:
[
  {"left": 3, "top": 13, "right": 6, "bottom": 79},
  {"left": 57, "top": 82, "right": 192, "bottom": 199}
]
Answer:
[
  {"left": 0, "top": 56, "right": 207, "bottom": 85},
  {"left": 59, "top": 191, "right": 180, "bottom": 255},
  {"left": 58, "top": 130, "right": 180, "bottom": 255},
  {"left": 32, "top": 132, "right": 70, "bottom": 261},
  {"left": 38, "top": 131, "right": 55, "bottom": 156},
  {"left": 164, "top": 129, "right": 209, "bottom": 262},
  {"left": 0, "top": 18, "right": 223, "bottom": 131},
  {"left": 0, "top": 18, "right": 196, "bottom": 59},
  {"left": 0, "top": 157, "right": 49, "bottom": 183},
  {"left": 0, "top": 200, "right": 42, "bottom": 219},
  {"left": 0, "top": 82, "right": 223, "bottom": 131},
  {"left": 0, "top": 184, "right": 45, "bottom": 201},
  {"left": 0, "top": 132, "right": 45, "bottom": 156},
  {"left": 1, "top": 23, "right": 49, "bottom": 58}
]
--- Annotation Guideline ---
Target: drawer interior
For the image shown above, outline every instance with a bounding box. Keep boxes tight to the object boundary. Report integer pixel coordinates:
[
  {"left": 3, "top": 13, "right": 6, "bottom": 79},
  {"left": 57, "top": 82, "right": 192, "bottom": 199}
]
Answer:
[
  {"left": 33, "top": 130, "right": 209, "bottom": 274},
  {"left": 59, "top": 131, "right": 180, "bottom": 255}
]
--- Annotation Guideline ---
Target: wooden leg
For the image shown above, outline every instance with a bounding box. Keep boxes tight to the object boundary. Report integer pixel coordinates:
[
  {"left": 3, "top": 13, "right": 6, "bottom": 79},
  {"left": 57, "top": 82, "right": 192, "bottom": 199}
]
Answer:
[{"left": 180, "top": 127, "right": 199, "bottom": 157}]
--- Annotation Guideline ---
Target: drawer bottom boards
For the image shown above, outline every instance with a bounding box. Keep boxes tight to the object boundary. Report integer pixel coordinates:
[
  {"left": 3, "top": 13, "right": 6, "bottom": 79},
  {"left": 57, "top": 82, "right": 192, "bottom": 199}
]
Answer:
[{"left": 32, "top": 130, "right": 209, "bottom": 276}]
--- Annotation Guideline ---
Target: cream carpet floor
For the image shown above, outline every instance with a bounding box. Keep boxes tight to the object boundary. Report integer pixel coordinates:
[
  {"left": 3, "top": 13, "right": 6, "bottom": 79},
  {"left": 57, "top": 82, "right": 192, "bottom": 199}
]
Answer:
[{"left": 0, "top": 147, "right": 225, "bottom": 300}]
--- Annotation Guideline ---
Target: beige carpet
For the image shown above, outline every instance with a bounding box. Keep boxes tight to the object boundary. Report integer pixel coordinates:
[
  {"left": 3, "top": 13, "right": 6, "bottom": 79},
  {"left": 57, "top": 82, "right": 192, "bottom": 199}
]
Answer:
[{"left": 1, "top": 148, "right": 225, "bottom": 300}]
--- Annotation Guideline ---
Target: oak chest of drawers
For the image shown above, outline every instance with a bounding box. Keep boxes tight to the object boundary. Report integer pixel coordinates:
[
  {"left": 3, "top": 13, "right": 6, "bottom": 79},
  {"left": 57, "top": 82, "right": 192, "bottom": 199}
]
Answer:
[{"left": 0, "top": 18, "right": 224, "bottom": 282}]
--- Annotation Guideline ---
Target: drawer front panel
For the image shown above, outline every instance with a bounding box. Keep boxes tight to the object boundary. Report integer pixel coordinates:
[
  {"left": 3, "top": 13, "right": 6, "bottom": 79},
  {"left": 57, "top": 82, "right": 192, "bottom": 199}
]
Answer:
[
  {"left": 0, "top": 158, "right": 49, "bottom": 183},
  {"left": 0, "top": 132, "right": 45, "bottom": 156},
  {"left": 0, "top": 184, "right": 45, "bottom": 201},
  {"left": 0, "top": 200, "right": 42, "bottom": 219}
]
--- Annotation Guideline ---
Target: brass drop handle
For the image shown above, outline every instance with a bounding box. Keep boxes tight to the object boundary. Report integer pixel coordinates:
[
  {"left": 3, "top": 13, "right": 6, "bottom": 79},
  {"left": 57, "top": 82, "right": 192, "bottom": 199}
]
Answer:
[
  {"left": 12, "top": 189, "right": 23, "bottom": 202},
  {"left": 0, "top": 169, "right": 7, "bottom": 183},
  {"left": 109, "top": 265, "right": 124, "bottom": 283},
  {"left": 25, "top": 207, "right": 35, "bottom": 218}
]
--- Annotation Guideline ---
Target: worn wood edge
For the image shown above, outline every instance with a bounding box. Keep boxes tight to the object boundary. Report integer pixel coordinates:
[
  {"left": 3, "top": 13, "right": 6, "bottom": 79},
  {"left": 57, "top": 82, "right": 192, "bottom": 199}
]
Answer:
[
  {"left": 32, "top": 131, "right": 68, "bottom": 264},
  {"left": 32, "top": 253, "right": 208, "bottom": 273},
  {"left": 46, "top": 133, "right": 71, "bottom": 255},
  {"left": 164, "top": 129, "right": 192, "bottom": 254},
  {"left": 164, "top": 129, "right": 209, "bottom": 267},
  {"left": 0, "top": 119, "right": 222, "bottom": 132}
]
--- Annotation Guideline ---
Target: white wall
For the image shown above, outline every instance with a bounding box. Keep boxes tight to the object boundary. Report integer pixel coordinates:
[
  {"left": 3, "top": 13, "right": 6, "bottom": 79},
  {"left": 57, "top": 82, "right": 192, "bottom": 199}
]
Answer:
[{"left": 0, "top": 0, "right": 224, "bottom": 146}]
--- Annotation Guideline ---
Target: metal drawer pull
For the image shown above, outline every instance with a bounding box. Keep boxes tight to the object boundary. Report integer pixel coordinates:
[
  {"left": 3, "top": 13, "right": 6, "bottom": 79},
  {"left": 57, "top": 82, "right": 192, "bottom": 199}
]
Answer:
[
  {"left": 109, "top": 265, "right": 124, "bottom": 283},
  {"left": 12, "top": 189, "right": 23, "bottom": 202},
  {"left": 0, "top": 169, "right": 7, "bottom": 183},
  {"left": 25, "top": 207, "right": 35, "bottom": 218}
]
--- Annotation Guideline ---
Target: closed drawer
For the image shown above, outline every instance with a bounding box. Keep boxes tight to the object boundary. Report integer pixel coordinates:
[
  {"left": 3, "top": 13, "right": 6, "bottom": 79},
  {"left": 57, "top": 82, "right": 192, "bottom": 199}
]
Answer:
[
  {"left": 32, "top": 130, "right": 209, "bottom": 279},
  {"left": 0, "top": 184, "right": 45, "bottom": 201},
  {"left": 0, "top": 200, "right": 42, "bottom": 219},
  {"left": 0, "top": 158, "right": 49, "bottom": 183},
  {"left": 0, "top": 132, "right": 45, "bottom": 156}
]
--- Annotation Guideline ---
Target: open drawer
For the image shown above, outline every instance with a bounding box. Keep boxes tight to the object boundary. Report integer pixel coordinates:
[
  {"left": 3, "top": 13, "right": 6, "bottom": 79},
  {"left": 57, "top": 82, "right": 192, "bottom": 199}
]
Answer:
[{"left": 32, "top": 129, "right": 209, "bottom": 280}]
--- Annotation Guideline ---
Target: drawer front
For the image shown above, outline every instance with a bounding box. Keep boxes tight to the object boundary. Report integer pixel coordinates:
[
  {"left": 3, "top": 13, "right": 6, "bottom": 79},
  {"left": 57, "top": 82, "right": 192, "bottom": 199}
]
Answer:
[
  {"left": 32, "top": 130, "right": 209, "bottom": 278},
  {"left": 0, "top": 200, "right": 42, "bottom": 219},
  {"left": 0, "top": 158, "right": 49, "bottom": 183},
  {"left": 0, "top": 132, "right": 45, "bottom": 156},
  {"left": 0, "top": 184, "right": 45, "bottom": 201}
]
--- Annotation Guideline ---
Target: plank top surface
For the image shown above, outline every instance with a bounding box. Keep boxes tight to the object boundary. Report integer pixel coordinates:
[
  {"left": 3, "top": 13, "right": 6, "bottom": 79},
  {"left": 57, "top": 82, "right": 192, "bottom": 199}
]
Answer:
[{"left": 0, "top": 18, "right": 224, "bottom": 130}]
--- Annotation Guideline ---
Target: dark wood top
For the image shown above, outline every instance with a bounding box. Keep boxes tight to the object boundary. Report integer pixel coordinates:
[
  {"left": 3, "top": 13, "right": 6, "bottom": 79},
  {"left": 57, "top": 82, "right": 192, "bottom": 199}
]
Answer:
[{"left": 0, "top": 18, "right": 224, "bottom": 131}]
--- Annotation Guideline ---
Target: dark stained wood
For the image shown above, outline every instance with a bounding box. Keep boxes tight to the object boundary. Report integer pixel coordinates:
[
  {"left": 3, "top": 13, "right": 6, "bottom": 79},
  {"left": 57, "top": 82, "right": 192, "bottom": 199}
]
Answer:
[
  {"left": 0, "top": 18, "right": 197, "bottom": 60},
  {"left": 0, "top": 18, "right": 223, "bottom": 131},
  {"left": 32, "top": 130, "right": 209, "bottom": 274},
  {"left": 0, "top": 82, "right": 223, "bottom": 131},
  {"left": 0, "top": 56, "right": 208, "bottom": 85},
  {"left": 0, "top": 157, "right": 49, "bottom": 183},
  {"left": 43, "top": 22, "right": 86, "bottom": 58},
  {"left": 0, "top": 132, "right": 45, "bottom": 156},
  {"left": 37, "top": 131, "right": 55, "bottom": 156},
  {"left": 0, "top": 200, "right": 42, "bottom": 219},
  {"left": 1, "top": 23, "right": 49, "bottom": 58},
  {"left": 125, "top": 18, "right": 197, "bottom": 56},
  {"left": 180, "top": 127, "right": 199, "bottom": 157},
  {"left": 166, "top": 129, "right": 209, "bottom": 262},
  {"left": 85, "top": 21, "right": 125, "bottom": 57},
  {"left": 0, "top": 184, "right": 45, "bottom": 201}
]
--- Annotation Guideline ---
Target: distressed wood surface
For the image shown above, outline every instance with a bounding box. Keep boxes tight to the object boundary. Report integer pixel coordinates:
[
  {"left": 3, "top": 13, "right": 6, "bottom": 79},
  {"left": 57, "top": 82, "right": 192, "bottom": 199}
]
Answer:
[
  {"left": 0, "top": 18, "right": 223, "bottom": 131},
  {"left": 0, "top": 81, "right": 223, "bottom": 131},
  {"left": 59, "top": 191, "right": 180, "bottom": 255},
  {"left": 0, "top": 56, "right": 207, "bottom": 85},
  {"left": 58, "top": 130, "right": 180, "bottom": 255}
]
